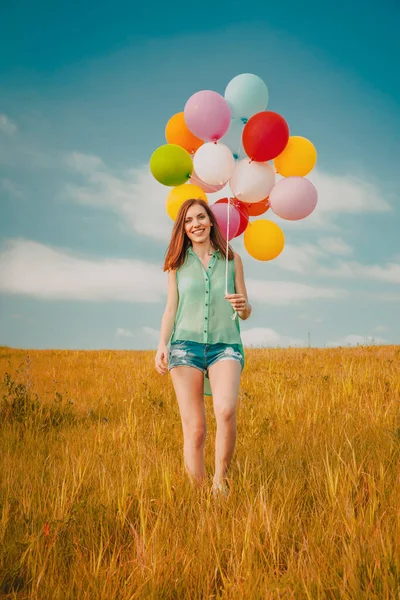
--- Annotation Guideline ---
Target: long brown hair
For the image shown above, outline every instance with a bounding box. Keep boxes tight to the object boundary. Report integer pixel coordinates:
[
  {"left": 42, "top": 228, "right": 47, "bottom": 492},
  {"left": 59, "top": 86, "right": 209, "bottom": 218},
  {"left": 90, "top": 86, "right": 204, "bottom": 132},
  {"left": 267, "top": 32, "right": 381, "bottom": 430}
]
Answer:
[{"left": 163, "top": 198, "right": 234, "bottom": 272}]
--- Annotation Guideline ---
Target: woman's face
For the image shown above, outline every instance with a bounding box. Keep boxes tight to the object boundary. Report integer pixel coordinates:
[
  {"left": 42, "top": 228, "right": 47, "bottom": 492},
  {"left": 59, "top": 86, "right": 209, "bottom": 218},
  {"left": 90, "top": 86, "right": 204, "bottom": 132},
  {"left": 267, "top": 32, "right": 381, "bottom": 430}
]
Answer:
[{"left": 184, "top": 203, "right": 212, "bottom": 244}]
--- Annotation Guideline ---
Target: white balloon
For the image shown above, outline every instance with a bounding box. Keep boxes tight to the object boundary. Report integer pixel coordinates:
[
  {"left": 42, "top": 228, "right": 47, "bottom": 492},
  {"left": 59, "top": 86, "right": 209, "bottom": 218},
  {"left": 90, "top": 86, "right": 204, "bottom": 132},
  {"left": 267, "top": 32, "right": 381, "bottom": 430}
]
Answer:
[
  {"left": 193, "top": 142, "right": 235, "bottom": 186},
  {"left": 230, "top": 159, "right": 276, "bottom": 203}
]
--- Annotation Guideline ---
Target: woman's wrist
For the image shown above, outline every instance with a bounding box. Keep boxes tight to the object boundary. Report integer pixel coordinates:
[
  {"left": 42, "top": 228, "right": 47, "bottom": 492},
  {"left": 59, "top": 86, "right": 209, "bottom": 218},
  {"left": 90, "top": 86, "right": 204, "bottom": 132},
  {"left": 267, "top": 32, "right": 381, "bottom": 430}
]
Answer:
[{"left": 237, "top": 302, "right": 251, "bottom": 319}]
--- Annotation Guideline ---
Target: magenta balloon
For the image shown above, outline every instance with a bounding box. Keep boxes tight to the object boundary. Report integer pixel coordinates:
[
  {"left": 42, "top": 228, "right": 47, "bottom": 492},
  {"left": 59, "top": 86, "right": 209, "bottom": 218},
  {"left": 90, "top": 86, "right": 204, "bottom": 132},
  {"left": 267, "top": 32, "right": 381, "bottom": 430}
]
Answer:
[
  {"left": 190, "top": 169, "right": 226, "bottom": 193},
  {"left": 184, "top": 90, "right": 231, "bottom": 142},
  {"left": 210, "top": 202, "right": 240, "bottom": 241},
  {"left": 269, "top": 177, "right": 318, "bottom": 220}
]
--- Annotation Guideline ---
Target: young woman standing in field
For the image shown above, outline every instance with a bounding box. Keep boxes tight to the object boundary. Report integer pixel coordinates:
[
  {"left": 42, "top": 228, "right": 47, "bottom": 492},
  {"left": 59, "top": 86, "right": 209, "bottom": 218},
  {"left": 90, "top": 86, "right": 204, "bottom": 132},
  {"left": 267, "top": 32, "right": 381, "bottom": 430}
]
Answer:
[{"left": 155, "top": 198, "right": 252, "bottom": 496}]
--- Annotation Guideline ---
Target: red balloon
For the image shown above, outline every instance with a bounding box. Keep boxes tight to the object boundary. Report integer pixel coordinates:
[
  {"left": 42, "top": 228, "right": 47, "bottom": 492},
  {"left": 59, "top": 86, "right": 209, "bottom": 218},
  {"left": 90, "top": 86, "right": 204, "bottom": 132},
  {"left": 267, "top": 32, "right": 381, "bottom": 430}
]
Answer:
[
  {"left": 242, "top": 111, "right": 290, "bottom": 161},
  {"left": 215, "top": 197, "right": 249, "bottom": 237},
  {"left": 241, "top": 198, "right": 270, "bottom": 216}
]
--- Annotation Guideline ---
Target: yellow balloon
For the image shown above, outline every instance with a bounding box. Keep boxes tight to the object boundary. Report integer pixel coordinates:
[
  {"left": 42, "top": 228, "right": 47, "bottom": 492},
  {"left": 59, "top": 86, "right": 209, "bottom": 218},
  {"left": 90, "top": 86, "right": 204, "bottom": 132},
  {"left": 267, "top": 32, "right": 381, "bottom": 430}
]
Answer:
[
  {"left": 166, "top": 184, "right": 207, "bottom": 221},
  {"left": 244, "top": 220, "right": 284, "bottom": 261},
  {"left": 274, "top": 136, "right": 317, "bottom": 177}
]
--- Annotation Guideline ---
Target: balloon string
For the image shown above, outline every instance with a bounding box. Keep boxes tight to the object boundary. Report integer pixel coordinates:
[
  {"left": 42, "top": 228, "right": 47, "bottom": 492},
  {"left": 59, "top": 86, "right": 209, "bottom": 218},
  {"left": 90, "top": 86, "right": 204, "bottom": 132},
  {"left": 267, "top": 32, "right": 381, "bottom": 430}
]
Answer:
[
  {"left": 225, "top": 197, "right": 238, "bottom": 320},
  {"left": 225, "top": 198, "right": 229, "bottom": 297},
  {"left": 235, "top": 120, "right": 244, "bottom": 162},
  {"left": 224, "top": 120, "right": 246, "bottom": 321}
]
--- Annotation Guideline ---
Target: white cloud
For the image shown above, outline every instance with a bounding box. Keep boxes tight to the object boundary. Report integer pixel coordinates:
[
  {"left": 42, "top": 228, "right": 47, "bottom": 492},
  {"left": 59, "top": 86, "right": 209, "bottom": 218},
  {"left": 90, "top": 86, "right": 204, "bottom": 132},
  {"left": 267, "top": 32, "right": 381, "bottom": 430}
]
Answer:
[
  {"left": 0, "top": 238, "right": 349, "bottom": 306},
  {"left": 0, "top": 114, "right": 17, "bottom": 136},
  {"left": 0, "top": 239, "right": 166, "bottom": 302},
  {"left": 326, "top": 334, "right": 386, "bottom": 347},
  {"left": 317, "top": 260, "right": 400, "bottom": 284},
  {"left": 263, "top": 240, "right": 400, "bottom": 286},
  {"left": 365, "top": 291, "right": 400, "bottom": 302},
  {"left": 318, "top": 236, "right": 353, "bottom": 255},
  {"left": 241, "top": 327, "right": 305, "bottom": 347},
  {"left": 116, "top": 328, "right": 134, "bottom": 337},
  {"left": 273, "top": 243, "right": 323, "bottom": 273},
  {"left": 307, "top": 169, "right": 391, "bottom": 215},
  {"left": 67, "top": 152, "right": 104, "bottom": 173},
  {"left": 246, "top": 278, "right": 348, "bottom": 304},
  {"left": 64, "top": 153, "right": 173, "bottom": 242},
  {"left": 142, "top": 326, "right": 160, "bottom": 339}
]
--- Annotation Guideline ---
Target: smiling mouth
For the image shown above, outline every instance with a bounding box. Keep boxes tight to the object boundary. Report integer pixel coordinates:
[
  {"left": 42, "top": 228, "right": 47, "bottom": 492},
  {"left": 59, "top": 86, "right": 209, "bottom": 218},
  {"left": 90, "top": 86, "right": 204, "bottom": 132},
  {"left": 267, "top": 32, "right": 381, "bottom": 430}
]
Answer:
[{"left": 193, "top": 229, "right": 205, "bottom": 235}]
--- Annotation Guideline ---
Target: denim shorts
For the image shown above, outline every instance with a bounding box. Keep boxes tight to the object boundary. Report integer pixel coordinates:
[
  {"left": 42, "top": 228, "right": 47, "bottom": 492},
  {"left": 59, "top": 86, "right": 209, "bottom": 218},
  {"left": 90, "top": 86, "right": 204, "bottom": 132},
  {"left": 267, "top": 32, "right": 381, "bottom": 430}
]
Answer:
[{"left": 168, "top": 339, "right": 245, "bottom": 376}]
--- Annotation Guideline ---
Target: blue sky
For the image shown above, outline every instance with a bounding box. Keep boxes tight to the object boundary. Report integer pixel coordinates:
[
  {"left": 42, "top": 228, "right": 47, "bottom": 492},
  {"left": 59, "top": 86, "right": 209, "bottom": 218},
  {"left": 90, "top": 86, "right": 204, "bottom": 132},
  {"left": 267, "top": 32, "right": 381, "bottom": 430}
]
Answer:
[{"left": 1, "top": 0, "right": 399, "bottom": 350}]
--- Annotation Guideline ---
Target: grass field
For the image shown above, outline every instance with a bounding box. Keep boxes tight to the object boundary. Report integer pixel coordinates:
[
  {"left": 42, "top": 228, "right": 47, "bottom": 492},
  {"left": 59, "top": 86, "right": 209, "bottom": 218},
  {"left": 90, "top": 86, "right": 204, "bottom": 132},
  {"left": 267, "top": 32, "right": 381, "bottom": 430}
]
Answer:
[{"left": 0, "top": 344, "right": 399, "bottom": 599}]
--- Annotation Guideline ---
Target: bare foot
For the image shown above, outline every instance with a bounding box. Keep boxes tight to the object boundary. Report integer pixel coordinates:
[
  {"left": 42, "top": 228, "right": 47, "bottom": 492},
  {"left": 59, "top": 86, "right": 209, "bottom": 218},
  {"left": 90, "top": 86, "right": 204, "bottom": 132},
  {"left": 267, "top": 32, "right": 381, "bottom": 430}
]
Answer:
[{"left": 211, "top": 480, "right": 230, "bottom": 498}]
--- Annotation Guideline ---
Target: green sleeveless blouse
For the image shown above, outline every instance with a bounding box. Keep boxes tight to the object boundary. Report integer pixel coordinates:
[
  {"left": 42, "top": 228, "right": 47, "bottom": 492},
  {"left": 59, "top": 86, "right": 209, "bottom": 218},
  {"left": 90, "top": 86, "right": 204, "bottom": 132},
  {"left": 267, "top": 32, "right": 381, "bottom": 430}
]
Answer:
[{"left": 170, "top": 246, "right": 243, "bottom": 350}]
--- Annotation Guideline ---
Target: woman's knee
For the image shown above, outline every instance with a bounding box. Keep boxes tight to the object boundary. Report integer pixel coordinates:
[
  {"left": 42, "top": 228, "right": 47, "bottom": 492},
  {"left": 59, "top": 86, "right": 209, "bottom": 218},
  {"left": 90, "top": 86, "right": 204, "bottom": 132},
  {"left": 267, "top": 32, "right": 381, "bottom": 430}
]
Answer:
[
  {"left": 214, "top": 402, "right": 237, "bottom": 423},
  {"left": 184, "top": 424, "right": 207, "bottom": 447}
]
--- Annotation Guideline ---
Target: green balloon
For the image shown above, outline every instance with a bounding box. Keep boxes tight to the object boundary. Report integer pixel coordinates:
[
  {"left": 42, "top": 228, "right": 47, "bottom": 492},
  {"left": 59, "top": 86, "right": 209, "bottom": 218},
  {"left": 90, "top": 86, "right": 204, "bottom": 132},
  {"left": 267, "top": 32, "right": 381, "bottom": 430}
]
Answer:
[{"left": 150, "top": 144, "right": 193, "bottom": 186}]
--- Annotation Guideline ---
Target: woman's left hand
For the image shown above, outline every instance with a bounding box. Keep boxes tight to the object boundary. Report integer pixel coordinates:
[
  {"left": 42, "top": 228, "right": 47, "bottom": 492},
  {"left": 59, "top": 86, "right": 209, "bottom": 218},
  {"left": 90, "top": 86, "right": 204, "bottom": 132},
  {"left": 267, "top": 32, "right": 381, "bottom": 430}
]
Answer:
[{"left": 225, "top": 293, "right": 248, "bottom": 311}]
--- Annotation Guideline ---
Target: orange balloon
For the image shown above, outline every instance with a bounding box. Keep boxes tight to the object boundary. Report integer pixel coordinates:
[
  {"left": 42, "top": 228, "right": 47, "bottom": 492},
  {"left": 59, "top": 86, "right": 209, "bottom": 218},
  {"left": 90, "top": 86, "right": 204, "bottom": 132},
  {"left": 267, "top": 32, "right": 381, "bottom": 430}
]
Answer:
[
  {"left": 240, "top": 198, "right": 270, "bottom": 216},
  {"left": 165, "top": 112, "right": 204, "bottom": 155},
  {"left": 244, "top": 220, "right": 285, "bottom": 261}
]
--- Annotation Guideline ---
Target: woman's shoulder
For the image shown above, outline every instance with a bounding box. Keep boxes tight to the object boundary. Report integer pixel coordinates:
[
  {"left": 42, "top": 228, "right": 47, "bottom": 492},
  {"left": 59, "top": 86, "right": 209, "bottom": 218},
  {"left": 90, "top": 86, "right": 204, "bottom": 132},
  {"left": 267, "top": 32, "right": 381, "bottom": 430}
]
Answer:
[{"left": 216, "top": 250, "right": 240, "bottom": 265}]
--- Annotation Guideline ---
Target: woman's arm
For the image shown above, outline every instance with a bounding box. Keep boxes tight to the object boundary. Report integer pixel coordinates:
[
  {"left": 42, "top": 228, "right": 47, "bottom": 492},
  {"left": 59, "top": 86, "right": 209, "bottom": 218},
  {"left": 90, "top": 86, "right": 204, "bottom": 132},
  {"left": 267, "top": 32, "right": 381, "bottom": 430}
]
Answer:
[
  {"left": 158, "top": 269, "right": 179, "bottom": 347},
  {"left": 233, "top": 252, "right": 252, "bottom": 321}
]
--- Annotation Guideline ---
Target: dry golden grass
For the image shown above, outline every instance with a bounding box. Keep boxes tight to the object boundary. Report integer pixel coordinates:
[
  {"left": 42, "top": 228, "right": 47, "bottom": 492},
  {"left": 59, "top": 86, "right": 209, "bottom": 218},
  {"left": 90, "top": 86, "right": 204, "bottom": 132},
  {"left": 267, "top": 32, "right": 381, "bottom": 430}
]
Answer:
[{"left": 0, "top": 344, "right": 399, "bottom": 599}]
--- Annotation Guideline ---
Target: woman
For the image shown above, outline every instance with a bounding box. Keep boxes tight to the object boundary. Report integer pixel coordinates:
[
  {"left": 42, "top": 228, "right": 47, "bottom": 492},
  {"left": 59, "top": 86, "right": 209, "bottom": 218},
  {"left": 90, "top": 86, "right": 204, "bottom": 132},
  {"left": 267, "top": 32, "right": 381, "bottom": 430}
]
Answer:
[{"left": 155, "top": 198, "right": 252, "bottom": 496}]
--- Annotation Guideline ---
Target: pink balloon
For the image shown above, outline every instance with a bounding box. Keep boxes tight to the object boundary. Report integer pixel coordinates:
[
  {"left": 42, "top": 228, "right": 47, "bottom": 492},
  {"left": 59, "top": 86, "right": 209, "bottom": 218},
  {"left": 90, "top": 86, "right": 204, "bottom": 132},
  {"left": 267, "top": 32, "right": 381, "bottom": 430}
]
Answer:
[
  {"left": 210, "top": 202, "right": 240, "bottom": 241},
  {"left": 190, "top": 169, "right": 226, "bottom": 193},
  {"left": 269, "top": 177, "right": 318, "bottom": 220},
  {"left": 184, "top": 90, "right": 231, "bottom": 142}
]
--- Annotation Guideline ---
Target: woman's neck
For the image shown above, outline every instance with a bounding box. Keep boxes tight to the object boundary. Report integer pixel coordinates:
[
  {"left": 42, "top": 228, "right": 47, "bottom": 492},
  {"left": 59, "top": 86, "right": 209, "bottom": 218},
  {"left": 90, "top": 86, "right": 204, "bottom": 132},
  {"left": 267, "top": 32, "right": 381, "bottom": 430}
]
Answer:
[{"left": 190, "top": 240, "right": 215, "bottom": 258}]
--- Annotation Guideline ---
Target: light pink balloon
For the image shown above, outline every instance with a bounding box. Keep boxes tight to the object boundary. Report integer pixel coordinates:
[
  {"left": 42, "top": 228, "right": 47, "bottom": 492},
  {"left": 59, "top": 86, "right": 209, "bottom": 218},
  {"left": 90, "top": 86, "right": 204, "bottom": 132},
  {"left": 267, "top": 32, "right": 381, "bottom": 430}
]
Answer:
[
  {"left": 210, "top": 202, "right": 240, "bottom": 241},
  {"left": 190, "top": 168, "right": 226, "bottom": 193},
  {"left": 184, "top": 90, "right": 231, "bottom": 142},
  {"left": 269, "top": 177, "right": 318, "bottom": 220}
]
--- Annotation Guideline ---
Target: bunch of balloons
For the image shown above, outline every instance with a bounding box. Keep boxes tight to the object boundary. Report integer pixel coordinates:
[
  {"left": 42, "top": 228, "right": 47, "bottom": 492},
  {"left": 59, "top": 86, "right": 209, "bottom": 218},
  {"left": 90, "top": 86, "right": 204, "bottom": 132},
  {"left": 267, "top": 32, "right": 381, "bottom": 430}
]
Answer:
[{"left": 150, "top": 73, "right": 318, "bottom": 261}]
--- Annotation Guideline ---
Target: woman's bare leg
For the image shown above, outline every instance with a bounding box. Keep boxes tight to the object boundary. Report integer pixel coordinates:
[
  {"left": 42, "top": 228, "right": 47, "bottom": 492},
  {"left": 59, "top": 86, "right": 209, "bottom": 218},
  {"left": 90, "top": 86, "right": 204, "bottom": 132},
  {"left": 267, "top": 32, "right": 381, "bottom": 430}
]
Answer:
[
  {"left": 207, "top": 359, "right": 242, "bottom": 487},
  {"left": 170, "top": 366, "right": 207, "bottom": 486}
]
